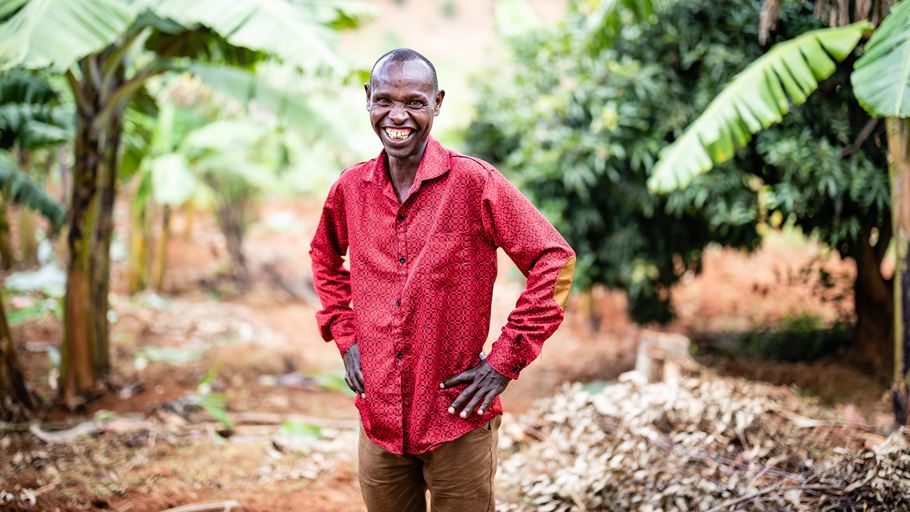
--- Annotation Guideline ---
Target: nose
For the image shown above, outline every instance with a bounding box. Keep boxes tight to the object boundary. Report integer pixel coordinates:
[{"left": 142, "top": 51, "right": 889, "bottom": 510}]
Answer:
[{"left": 389, "top": 103, "right": 408, "bottom": 124}]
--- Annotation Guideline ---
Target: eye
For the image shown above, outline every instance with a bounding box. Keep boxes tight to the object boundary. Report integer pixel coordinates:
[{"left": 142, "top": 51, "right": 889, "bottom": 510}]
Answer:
[
  {"left": 374, "top": 98, "right": 391, "bottom": 106},
  {"left": 408, "top": 101, "right": 425, "bottom": 108}
]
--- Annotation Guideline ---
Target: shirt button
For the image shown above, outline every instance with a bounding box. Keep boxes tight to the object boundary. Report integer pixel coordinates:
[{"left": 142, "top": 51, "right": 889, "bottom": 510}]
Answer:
[
  {"left": 399, "top": 256, "right": 406, "bottom": 264},
  {"left": 397, "top": 213, "right": 405, "bottom": 221},
  {"left": 396, "top": 351, "right": 403, "bottom": 359},
  {"left": 395, "top": 299, "right": 401, "bottom": 307}
]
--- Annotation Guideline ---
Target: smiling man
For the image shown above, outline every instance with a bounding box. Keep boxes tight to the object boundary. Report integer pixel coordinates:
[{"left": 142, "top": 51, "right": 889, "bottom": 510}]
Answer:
[{"left": 309, "top": 48, "right": 576, "bottom": 511}]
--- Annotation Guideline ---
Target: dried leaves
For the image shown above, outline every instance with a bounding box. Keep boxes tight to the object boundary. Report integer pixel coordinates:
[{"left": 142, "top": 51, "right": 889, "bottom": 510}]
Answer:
[{"left": 496, "top": 372, "right": 908, "bottom": 511}]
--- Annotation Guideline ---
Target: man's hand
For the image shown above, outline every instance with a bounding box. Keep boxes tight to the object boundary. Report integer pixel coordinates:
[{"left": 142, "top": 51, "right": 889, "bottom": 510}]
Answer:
[
  {"left": 342, "top": 343, "right": 365, "bottom": 398},
  {"left": 441, "top": 361, "right": 510, "bottom": 418}
]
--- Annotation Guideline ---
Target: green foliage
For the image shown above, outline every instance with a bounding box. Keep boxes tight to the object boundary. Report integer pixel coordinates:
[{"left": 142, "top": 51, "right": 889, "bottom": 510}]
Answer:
[
  {"left": 315, "top": 371, "right": 355, "bottom": 396},
  {"left": 200, "top": 392, "right": 235, "bottom": 429},
  {"left": 0, "top": 0, "right": 134, "bottom": 71},
  {"left": 851, "top": 0, "right": 910, "bottom": 118},
  {"left": 465, "top": 0, "right": 889, "bottom": 323},
  {"left": 0, "top": 69, "right": 71, "bottom": 149},
  {"left": 649, "top": 22, "right": 871, "bottom": 192},
  {"left": 0, "top": 151, "right": 64, "bottom": 228}
]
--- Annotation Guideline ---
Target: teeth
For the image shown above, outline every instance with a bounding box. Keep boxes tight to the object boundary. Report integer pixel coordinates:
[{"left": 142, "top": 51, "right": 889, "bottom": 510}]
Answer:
[{"left": 385, "top": 128, "right": 411, "bottom": 141}]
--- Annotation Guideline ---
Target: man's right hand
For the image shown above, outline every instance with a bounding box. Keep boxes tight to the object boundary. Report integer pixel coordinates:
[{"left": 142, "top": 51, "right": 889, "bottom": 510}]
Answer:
[{"left": 342, "top": 343, "right": 365, "bottom": 398}]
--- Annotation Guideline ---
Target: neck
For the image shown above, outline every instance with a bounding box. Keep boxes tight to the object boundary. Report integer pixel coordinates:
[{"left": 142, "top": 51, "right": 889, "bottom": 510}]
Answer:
[
  {"left": 387, "top": 139, "right": 429, "bottom": 180},
  {"left": 385, "top": 138, "right": 429, "bottom": 198}
]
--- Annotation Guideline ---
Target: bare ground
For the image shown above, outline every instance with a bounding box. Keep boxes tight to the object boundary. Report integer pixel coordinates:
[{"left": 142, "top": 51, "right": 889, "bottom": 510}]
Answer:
[{"left": 0, "top": 198, "right": 891, "bottom": 511}]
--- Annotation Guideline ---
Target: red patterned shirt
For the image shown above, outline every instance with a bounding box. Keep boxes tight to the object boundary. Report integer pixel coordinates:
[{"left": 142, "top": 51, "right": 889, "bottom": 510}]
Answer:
[{"left": 309, "top": 137, "right": 576, "bottom": 454}]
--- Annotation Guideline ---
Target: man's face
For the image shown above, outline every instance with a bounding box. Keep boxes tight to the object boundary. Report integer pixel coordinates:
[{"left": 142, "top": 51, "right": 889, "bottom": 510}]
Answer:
[{"left": 365, "top": 59, "right": 445, "bottom": 161}]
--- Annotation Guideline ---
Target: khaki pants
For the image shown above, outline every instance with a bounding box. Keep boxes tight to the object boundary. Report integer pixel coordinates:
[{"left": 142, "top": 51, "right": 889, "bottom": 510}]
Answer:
[{"left": 358, "top": 415, "right": 501, "bottom": 512}]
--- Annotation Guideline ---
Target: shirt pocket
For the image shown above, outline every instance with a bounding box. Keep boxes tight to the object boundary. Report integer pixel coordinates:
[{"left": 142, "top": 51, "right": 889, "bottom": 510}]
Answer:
[{"left": 420, "top": 231, "right": 472, "bottom": 279}]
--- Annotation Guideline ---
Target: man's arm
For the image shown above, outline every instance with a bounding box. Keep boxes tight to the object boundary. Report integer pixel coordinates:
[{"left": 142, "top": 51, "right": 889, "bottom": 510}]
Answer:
[
  {"left": 444, "top": 169, "right": 576, "bottom": 417},
  {"left": 309, "top": 180, "right": 364, "bottom": 396}
]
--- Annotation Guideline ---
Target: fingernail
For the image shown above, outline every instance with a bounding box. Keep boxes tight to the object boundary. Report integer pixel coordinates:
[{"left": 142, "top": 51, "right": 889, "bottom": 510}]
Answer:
[
  {"left": 460, "top": 411, "right": 467, "bottom": 418},
  {"left": 361, "top": 393, "right": 366, "bottom": 398},
  {"left": 448, "top": 407, "right": 455, "bottom": 414},
  {"left": 439, "top": 382, "right": 444, "bottom": 389},
  {"left": 477, "top": 409, "right": 484, "bottom": 415}
]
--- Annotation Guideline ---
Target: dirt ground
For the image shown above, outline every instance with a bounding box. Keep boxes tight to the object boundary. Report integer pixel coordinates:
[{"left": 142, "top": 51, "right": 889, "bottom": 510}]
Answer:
[{"left": 0, "top": 193, "right": 892, "bottom": 512}]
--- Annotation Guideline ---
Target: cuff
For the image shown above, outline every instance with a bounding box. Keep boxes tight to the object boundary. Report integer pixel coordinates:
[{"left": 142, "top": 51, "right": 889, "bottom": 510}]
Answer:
[
  {"left": 485, "top": 332, "right": 524, "bottom": 380},
  {"left": 329, "top": 320, "right": 356, "bottom": 357},
  {"left": 334, "top": 333, "right": 356, "bottom": 357}
]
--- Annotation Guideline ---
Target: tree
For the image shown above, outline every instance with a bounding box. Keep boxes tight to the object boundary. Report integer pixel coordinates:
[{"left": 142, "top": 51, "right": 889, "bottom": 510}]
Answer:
[
  {"left": 0, "top": 71, "right": 68, "bottom": 418},
  {"left": 0, "top": 69, "right": 69, "bottom": 267},
  {"left": 465, "top": 0, "right": 889, "bottom": 346},
  {"left": 0, "top": 0, "right": 367, "bottom": 404},
  {"left": 649, "top": 0, "right": 910, "bottom": 420}
]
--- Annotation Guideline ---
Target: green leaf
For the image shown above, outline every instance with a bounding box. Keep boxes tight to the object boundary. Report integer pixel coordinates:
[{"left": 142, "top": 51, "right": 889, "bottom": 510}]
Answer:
[
  {"left": 0, "top": 150, "right": 64, "bottom": 228},
  {"left": 314, "top": 372, "right": 354, "bottom": 396},
  {"left": 200, "top": 392, "right": 235, "bottom": 429},
  {"left": 189, "top": 63, "right": 345, "bottom": 144},
  {"left": 150, "top": 0, "right": 347, "bottom": 73},
  {"left": 851, "top": 0, "right": 910, "bottom": 118},
  {"left": 0, "top": 70, "right": 71, "bottom": 150},
  {"left": 0, "top": 0, "right": 136, "bottom": 71},
  {"left": 6, "top": 301, "right": 47, "bottom": 325},
  {"left": 648, "top": 22, "right": 871, "bottom": 193},
  {"left": 149, "top": 152, "right": 196, "bottom": 205},
  {"left": 278, "top": 420, "right": 322, "bottom": 441},
  {"left": 0, "top": 0, "right": 27, "bottom": 21}
]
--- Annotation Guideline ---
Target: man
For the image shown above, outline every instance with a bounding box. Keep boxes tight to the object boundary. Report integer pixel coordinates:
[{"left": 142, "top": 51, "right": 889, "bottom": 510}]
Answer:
[{"left": 309, "top": 48, "right": 576, "bottom": 511}]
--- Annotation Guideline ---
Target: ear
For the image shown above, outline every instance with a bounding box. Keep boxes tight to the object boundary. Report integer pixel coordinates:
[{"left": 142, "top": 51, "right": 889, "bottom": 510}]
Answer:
[
  {"left": 433, "top": 89, "right": 445, "bottom": 116},
  {"left": 364, "top": 83, "right": 372, "bottom": 110}
]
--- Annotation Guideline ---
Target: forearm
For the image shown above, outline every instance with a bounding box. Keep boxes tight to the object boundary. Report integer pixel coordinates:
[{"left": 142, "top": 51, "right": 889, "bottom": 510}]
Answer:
[{"left": 486, "top": 247, "right": 576, "bottom": 379}]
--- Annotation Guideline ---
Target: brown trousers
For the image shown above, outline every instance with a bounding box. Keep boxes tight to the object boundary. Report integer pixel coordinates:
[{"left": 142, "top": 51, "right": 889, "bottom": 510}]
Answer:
[{"left": 357, "top": 415, "right": 501, "bottom": 512}]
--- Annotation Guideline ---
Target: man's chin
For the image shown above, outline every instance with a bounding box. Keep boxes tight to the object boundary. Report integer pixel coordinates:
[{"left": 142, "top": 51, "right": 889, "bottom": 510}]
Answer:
[{"left": 381, "top": 139, "right": 426, "bottom": 161}]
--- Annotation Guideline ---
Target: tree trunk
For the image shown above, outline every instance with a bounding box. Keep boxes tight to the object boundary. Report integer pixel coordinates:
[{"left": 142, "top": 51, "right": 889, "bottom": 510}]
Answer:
[
  {"left": 16, "top": 149, "right": 38, "bottom": 266},
  {"left": 853, "top": 224, "right": 893, "bottom": 376},
  {"left": 0, "top": 200, "right": 16, "bottom": 270},
  {"left": 62, "top": 67, "right": 101, "bottom": 404},
  {"left": 887, "top": 117, "right": 910, "bottom": 426},
  {"left": 213, "top": 190, "right": 250, "bottom": 282},
  {"left": 0, "top": 284, "right": 33, "bottom": 421},
  {"left": 127, "top": 177, "right": 150, "bottom": 294},
  {"left": 60, "top": 54, "right": 124, "bottom": 404},
  {"left": 18, "top": 209, "right": 39, "bottom": 267},
  {"left": 90, "top": 89, "right": 123, "bottom": 378},
  {"left": 152, "top": 205, "right": 171, "bottom": 291}
]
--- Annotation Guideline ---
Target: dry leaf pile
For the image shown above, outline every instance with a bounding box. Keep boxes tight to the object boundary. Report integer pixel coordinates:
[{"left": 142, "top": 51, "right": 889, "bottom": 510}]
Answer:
[{"left": 496, "top": 372, "right": 908, "bottom": 511}]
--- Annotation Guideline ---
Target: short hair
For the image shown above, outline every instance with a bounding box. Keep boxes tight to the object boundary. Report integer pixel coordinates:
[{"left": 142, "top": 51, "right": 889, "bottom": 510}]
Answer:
[{"left": 370, "top": 48, "right": 438, "bottom": 92}]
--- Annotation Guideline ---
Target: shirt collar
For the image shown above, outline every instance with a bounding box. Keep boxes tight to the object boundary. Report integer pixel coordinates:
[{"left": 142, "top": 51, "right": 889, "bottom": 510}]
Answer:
[{"left": 365, "top": 137, "right": 451, "bottom": 197}]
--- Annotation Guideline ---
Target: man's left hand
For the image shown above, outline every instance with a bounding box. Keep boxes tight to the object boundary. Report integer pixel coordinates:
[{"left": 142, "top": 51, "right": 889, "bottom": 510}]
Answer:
[{"left": 441, "top": 361, "right": 511, "bottom": 418}]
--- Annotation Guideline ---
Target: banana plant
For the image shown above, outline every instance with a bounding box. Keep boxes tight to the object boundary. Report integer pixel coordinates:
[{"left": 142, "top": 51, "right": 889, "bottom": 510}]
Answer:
[
  {"left": 0, "top": 70, "right": 69, "bottom": 267},
  {"left": 0, "top": 0, "right": 370, "bottom": 404},
  {"left": 0, "top": 69, "right": 69, "bottom": 417},
  {"left": 126, "top": 85, "right": 298, "bottom": 291},
  {"left": 648, "top": 0, "right": 910, "bottom": 424}
]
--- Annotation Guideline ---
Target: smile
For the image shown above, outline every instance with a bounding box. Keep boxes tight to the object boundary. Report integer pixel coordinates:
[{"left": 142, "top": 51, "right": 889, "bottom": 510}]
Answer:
[{"left": 384, "top": 127, "right": 414, "bottom": 142}]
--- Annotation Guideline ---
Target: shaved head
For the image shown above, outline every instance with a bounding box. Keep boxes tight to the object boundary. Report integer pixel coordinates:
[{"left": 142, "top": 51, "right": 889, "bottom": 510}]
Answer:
[{"left": 370, "top": 48, "right": 438, "bottom": 92}]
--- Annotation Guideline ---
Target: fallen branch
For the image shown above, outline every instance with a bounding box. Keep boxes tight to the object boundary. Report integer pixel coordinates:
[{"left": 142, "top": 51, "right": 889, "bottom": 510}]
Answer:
[
  {"left": 29, "top": 421, "right": 101, "bottom": 444},
  {"left": 160, "top": 500, "right": 240, "bottom": 512}
]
